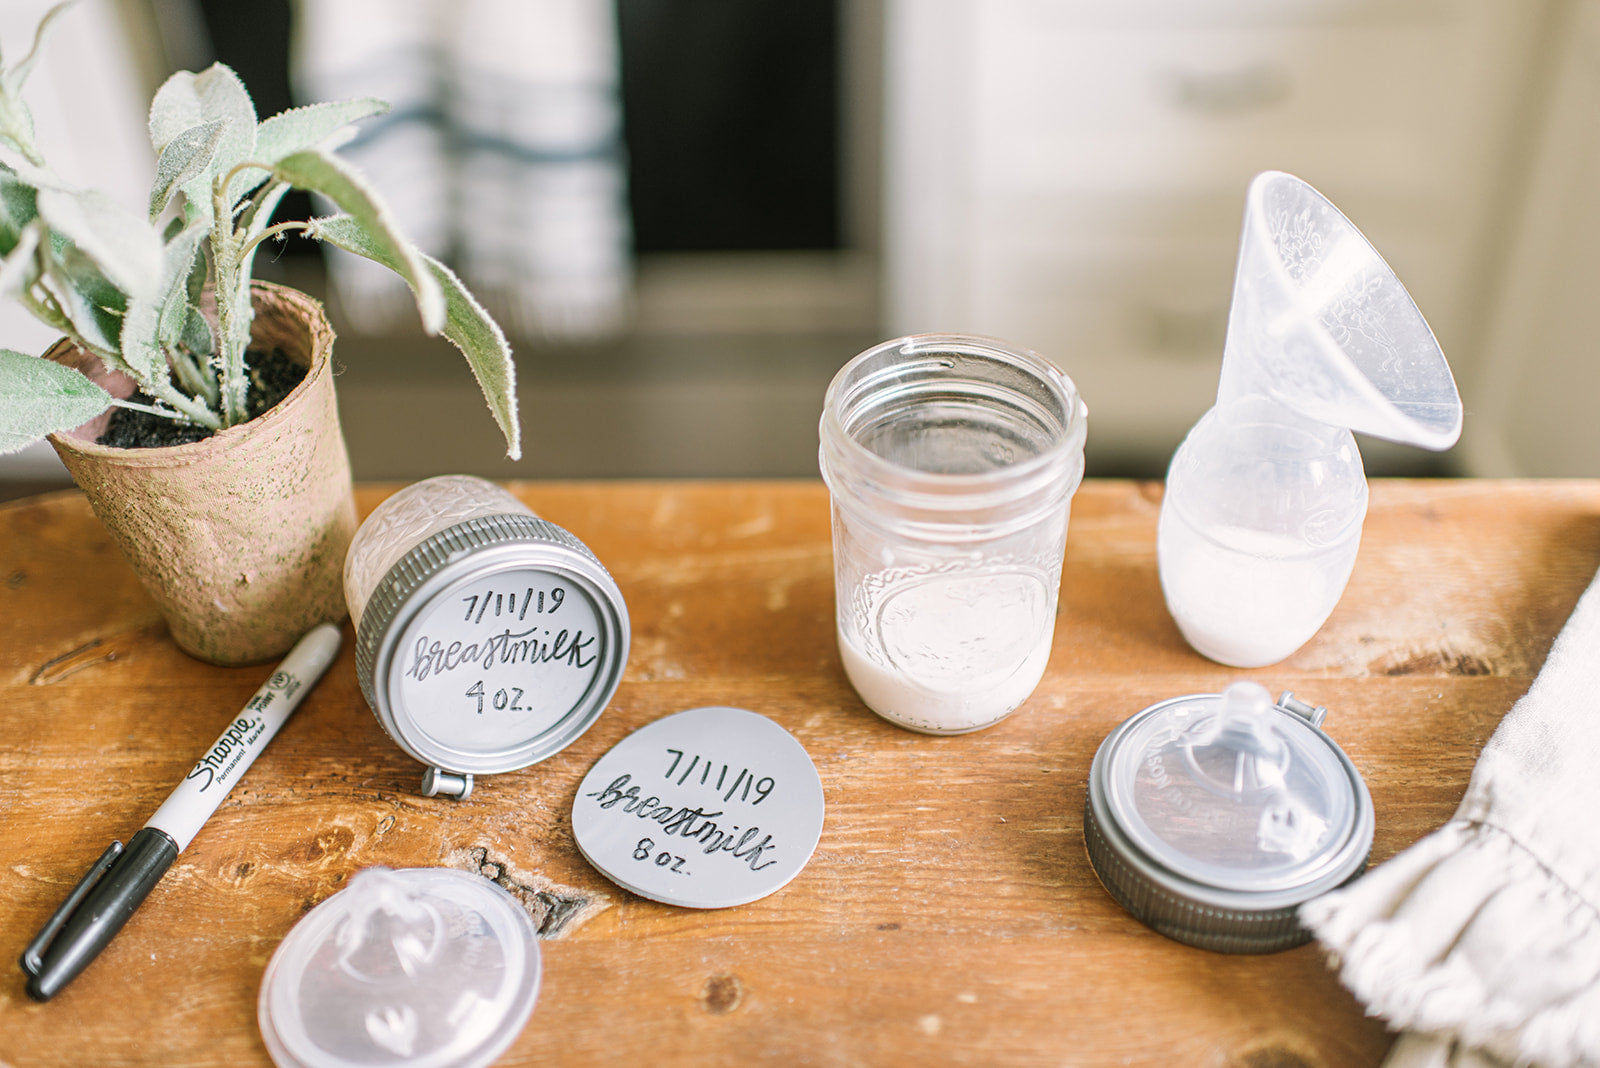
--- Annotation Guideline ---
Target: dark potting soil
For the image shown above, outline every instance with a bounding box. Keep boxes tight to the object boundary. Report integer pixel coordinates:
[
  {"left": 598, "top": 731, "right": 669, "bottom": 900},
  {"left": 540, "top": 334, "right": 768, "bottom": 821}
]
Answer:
[{"left": 98, "top": 348, "right": 306, "bottom": 449}]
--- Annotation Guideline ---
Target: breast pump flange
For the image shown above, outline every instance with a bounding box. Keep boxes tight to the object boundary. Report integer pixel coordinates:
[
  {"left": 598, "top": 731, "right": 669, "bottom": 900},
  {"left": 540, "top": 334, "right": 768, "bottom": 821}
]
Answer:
[{"left": 1158, "top": 171, "right": 1462, "bottom": 668}]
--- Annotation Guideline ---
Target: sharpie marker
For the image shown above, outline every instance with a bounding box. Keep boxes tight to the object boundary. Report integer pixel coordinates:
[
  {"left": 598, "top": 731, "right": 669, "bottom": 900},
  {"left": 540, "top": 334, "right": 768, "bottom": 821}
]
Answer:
[{"left": 20, "top": 623, "right": 343, "bottom": 1001}]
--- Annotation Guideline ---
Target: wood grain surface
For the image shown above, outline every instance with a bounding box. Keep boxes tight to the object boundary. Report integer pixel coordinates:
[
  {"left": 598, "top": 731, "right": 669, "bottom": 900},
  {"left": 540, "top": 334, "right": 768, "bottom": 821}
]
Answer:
[{"left": 3, "top": 479, "right": 1598, "bottom": 1068}]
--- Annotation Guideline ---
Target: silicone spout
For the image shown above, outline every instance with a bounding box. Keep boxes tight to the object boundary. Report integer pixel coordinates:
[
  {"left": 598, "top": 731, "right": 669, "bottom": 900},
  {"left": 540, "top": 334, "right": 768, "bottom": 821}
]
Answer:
[
  {"left": 1177, "top": 682, "right": 1333, "bottom": 864},
  {"left": 1158, "top": 172, "right": 1463, "bottom": 668},
  {"left": 333, "top": 869, "right": 444, "bottom": 985},
  {"left": 1180, "top": 682, "right": 1291, "bottom": 799}
]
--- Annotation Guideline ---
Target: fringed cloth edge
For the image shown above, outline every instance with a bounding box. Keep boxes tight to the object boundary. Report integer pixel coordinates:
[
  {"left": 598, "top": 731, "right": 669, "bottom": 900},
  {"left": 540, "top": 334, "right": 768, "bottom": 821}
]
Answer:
[{"left": 1302, "top": 817, "right": 1600, "bottom": 1067}]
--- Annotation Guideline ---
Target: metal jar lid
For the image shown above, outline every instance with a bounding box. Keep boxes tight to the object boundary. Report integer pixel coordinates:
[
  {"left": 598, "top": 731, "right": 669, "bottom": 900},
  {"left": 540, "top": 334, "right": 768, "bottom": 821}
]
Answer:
[
  {"left": 1083, "top": 681, "right": 1372, "bottom": 953},
  {"left": 354, "top": 512, "right": 629, "bottom": 796}
]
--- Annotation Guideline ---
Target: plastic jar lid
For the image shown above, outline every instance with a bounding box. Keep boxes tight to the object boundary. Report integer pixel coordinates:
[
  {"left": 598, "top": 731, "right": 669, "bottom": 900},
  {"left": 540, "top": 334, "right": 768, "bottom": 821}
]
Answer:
[
  {"left": 258, "top": 867, "right": 542, "bottom": 1068},
  {"left": 1083, "top": 681, "right": 1372, "bottom": 953},
  {"left": 352, "top": 503, "right": 628, "bottom": 789}
]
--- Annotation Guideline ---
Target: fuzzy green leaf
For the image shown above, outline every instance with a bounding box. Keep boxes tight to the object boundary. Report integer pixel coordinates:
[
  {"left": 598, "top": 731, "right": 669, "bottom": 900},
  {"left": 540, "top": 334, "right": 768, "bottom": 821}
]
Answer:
[
  {"left": 0, "top": 87, "right": 35, "bottom": 164},
  {"left": 35, "top": 186, "right": 160, "bottom": 300},
  {"left": 276, "top": 150, "right": 444, "bottom": 331},
  {"left": 0, "top": 167, "right": 38, "bottom": 251},
  {"left": 0, "top": 217, "right": 41, "bottom": 297},
  {"left": 148, "top": 118, "right": 227, "bottom": 221},
  {"left": 0, "top": 2, "right": 72, "bottom": 165},
  {"left": 120, "top": 223, "right": 208, "bottom": 383},
  {"left": 0, "top": 2, "right": 73, "bottom": 97},
  {"left": 253, "top": 98, "right": 388, "bottom": 165},
  {"left": 309, "top": 213, "right": 520, "bottom": 459},
  {"left": 184, "top": 229, "right": 207, "bottom": 305},
  {"left": 157, "top": 231, "right": 208, "bottom": 349},
  {"left": 0, "top": 346, "right": 112, "bottom": 455},
  {"left": 148, "top": 65, "right": 250, "bottom": 155},
  {"left": 179, "top": 303, "right": 214, "bottom": 357},
  {"left": 148, "top": 64, "right": 257, "bottom": 222},
  {"left": 41, "top": 237, "right": 125, "bottom": 355}
]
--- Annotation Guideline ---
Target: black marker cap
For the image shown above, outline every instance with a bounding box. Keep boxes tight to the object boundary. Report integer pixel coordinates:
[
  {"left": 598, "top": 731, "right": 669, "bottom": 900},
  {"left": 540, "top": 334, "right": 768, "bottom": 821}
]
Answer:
[{"left": 21, "top": 826, "right": 179, "bottom": 1000}]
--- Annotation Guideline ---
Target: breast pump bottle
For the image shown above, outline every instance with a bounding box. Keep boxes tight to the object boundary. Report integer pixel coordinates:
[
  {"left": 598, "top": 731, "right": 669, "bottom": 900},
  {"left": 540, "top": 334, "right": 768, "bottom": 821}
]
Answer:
[{"left": 1158, "top": 171, "right": 1463, "bottom": 668}]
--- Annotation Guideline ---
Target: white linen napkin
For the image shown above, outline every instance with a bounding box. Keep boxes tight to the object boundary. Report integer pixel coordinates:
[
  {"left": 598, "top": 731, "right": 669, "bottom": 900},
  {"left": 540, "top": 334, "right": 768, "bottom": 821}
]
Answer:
[{"left": 1302, "top": 567, "right": 1600, "bottom": 1067}]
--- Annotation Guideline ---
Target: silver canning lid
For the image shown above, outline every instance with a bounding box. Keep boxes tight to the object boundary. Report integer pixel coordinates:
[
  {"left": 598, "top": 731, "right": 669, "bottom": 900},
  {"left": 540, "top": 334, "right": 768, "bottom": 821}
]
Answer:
[
  {"left": 355, "top": 512, "right": 629, "bottom": 783},
  {"left": 1083, "top": 681, "right": 1372, "bottom": 953},
  {"left": 571, "top": 706, "right": 827, "bottom": 909}
]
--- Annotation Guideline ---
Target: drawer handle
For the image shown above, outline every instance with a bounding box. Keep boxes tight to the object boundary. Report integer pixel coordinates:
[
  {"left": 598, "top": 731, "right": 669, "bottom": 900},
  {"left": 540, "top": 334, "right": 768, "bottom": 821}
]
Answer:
[{"left": 1164, "top": 64, "right": 1291, "bottom": 115}]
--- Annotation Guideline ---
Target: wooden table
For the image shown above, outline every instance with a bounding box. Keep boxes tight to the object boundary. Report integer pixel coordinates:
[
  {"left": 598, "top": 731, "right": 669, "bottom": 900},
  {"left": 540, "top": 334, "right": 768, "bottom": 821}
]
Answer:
[{"left": 3, "top": 479, "right": 1597, "bottom": 1067}]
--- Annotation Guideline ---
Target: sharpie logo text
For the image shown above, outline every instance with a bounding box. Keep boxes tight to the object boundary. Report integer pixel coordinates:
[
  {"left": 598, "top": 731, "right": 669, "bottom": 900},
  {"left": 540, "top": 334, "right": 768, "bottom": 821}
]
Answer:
[{"left": 185, "top": 715, "right": 264, "bottom": 792}]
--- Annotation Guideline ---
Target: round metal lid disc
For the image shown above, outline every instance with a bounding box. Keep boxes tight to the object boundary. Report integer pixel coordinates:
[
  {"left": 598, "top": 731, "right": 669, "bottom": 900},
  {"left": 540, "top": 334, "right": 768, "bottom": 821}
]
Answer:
[{"left": 571, "top": 707, "right": 826, "bottom": 909}]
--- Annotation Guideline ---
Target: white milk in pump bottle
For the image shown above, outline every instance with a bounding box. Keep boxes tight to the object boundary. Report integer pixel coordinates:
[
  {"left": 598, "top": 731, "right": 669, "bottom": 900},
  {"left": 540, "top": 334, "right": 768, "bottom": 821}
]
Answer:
[{"left": 1159, "top": 172, "right": 1463, "bottom": 668}]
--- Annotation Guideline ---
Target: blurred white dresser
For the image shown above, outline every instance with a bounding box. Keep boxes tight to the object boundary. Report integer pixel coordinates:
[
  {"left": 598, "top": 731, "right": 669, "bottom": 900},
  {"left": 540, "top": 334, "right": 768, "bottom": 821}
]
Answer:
[
  {"left": 1465, "top": 0, "right": 1600, "bottom": 477},
  {"left": 882, "top": 0, "right": 1552, "bottom": 471}
]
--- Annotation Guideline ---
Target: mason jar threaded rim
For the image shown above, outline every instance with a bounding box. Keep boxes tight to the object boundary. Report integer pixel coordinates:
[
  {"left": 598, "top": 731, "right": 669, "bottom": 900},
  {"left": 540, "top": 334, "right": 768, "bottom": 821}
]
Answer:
[{"left": 819, "top": 334, "right": 1087, "bottom": 536}]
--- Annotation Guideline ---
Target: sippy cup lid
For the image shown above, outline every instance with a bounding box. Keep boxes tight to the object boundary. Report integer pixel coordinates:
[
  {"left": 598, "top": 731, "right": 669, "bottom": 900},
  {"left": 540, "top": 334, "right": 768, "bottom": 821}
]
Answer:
[
  {"left": 1083, "top": 681, "right": 1372, "bottom": 952},
  {"left": 259, "top": 867, "right": 542, "bottom": 1068}
]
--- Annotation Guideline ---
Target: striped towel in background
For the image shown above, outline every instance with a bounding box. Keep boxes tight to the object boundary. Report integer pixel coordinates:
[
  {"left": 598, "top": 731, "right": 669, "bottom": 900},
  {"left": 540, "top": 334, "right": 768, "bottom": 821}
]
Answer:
[{"left": 292, "top": 0, "right": 632, "bottom": 341}]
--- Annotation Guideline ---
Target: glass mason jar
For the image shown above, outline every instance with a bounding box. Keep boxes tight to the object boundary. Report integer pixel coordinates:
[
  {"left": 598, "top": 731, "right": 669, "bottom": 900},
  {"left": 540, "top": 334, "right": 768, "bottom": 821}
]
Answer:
[{"left": 819, "top": 334, "right": 1088, "bottom": 734}]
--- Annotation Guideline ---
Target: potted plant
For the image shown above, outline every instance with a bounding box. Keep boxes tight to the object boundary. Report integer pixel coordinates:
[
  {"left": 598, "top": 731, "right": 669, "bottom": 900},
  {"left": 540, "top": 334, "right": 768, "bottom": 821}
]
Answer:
[{"left": 0, "top": 6, "right": 519, "bottom": 665}]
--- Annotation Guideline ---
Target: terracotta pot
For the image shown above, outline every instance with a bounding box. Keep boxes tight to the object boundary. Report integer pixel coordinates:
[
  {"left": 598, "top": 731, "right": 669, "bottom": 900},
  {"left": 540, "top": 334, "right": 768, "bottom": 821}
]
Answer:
[{"left": 47, "top": 282, "right": 357, "bottom": 665}]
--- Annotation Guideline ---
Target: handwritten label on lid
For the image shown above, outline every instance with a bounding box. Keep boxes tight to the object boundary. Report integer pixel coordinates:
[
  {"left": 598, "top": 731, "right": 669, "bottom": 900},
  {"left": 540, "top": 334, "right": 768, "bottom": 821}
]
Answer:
[
  {"left": 389, "top": 567, "right": 606, "bottom": 758},
  {"left": 572, "top": 706, "right": 825, "bottom": 909}
]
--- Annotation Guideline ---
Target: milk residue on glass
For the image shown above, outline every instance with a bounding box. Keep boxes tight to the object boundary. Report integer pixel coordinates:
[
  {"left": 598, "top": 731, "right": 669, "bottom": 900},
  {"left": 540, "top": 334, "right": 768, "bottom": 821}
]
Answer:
[
  {"left": 836, "top": 568, "right": 1056, "bottom": 732},
  {"left": 819, "top": 334, "right": 1087, "bottom": 734}
]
